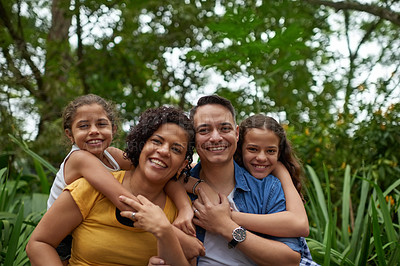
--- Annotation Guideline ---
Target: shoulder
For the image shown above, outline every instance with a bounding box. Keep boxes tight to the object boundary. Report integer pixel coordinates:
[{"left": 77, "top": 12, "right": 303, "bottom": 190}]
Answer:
[
  {"left": 106, "top": 147, "right": 133, "bottom": 170},
  {"left": 68, "top": 149, "right": 96, "bottom": 163},
  {"left": 106, "top": 146, "right": 124, "bottom": 157}
]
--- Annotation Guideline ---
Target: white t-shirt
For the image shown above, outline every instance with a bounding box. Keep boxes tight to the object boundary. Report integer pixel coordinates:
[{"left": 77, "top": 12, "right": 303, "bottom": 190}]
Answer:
[
  {"left": 198, "top": 190, "right": 256, "bottom": 266},
  {"left": 47, "top": 145, "right": 120, "bottom": 209}
]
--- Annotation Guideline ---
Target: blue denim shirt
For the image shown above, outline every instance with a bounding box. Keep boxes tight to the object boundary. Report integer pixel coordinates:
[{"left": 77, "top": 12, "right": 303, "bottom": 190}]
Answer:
[{"left": 190, "top": 161, "right": 302, "bottom": 254}]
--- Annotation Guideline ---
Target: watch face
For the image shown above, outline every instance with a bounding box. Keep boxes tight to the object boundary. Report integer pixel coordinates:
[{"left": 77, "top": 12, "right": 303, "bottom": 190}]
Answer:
[{"left": 233, "top": 227, "right": 246, "bottom": 242}]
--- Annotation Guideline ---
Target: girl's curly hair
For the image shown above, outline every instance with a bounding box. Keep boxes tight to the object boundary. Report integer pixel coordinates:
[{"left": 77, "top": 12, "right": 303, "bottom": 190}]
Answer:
[{"left": 125, "top": 106, "right": 195, "bottom": 180}]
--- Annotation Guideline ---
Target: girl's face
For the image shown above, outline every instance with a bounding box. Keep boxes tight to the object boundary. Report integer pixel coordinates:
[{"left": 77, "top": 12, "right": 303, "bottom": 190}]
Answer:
[
  {"left": 137, "top": 123, "right": 188, "bottom": 184},
  {"left": 242, "top": 128, "right": 280, "bottom": 179},
  {"left": 66, "top": 104, "right": 115, "bottom": 158}
]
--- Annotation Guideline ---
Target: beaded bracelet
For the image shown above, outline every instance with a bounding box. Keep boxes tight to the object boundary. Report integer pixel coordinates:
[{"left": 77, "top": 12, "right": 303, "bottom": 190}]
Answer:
[{"left": 192, "top": 179, "right": 205, "bottom": 195}]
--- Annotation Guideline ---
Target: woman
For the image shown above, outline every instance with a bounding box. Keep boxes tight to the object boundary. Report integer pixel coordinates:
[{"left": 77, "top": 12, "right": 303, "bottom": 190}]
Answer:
[{"left": 26, "top": 106, "right": 200, "bottom": 265}]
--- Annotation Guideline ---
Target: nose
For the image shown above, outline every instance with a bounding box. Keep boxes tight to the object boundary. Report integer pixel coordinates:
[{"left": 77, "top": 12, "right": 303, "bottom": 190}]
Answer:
[
  {"left": 255, "top": 152, "right": 267, "bottom": 162},
  {"left": 157, "top": 143, "right": 170, "bottom": 157},
  {"left": 209, "top": 129, "right": 223, "bottom": 142},
  {"left": 89, "top": 124, "right": 100, "bottom": 135}
]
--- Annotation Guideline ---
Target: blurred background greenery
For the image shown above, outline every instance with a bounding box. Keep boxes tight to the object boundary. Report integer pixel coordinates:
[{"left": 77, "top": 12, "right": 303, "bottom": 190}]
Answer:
[{"left": 1, "top": 0, "right": 399, "bottom": 265}]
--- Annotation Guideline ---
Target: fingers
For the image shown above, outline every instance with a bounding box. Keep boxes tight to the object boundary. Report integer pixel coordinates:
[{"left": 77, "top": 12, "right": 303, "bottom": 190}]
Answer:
[
  {"left": 196, "top": 188, "right": 210, "bottom": 205},
  {"left": 148, "top": 256, "right": 169, "bottom": 266},
  {"left": 136, "top": 194, "right": 154, "bottom": 206},
  {"left": 119, "top": 195, "right": 141, "bottom": 211},
  {"left": 187, "top": 221, "right": 196, "bottom": 236},
  {"left": 120, "top": 210, "right": 137, "bottom": 221}
]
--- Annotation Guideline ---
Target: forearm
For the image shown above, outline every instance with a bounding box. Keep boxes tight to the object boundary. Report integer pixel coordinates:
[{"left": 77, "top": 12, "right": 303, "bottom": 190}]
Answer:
[
  {"left": 165, "top": 180, "right": 192, "bottom": 212},
  {"left": 70, "top": 151, "right": 137, "bottom": 211},
  {"left": 89, "top": 174, "right": 136, "bottom": 211},
  {"left": 173, "top": 226, "right": 205, "bottom": 260},
  {"left": 156, "top": 225, "right": 189, "bottom": 266},
  {"left": 273, "top": 163, "right": 309, "bottom": 236},
  {"left": 215, "top": 219, "right": 300, "bottom": 265},
  {"left": 237, "top": 232, "right": 301, "bottom": 265},
  {"left": 232, "top": 211, "right": 309, "bottom": 237}
]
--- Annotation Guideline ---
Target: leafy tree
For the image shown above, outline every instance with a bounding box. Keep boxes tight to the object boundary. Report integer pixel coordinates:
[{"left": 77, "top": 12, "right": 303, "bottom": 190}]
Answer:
[{"left": 1, "top": 0, "right": 399, "bottom": 193}]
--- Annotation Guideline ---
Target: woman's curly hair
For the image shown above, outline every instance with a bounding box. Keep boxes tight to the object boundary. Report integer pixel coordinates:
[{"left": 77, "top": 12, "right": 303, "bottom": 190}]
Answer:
[{"left": 125, "top": 106, "right": 195, "bottom": 180}]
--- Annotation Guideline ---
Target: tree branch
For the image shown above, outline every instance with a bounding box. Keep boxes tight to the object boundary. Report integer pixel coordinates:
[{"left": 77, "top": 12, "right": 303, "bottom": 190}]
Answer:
[
  {"left": 0, "top": 1, "right": 43, "bottom": 91},
  {"left": 0, "top": 45, "right": 36, "bottom": 94},
  {"left": 304, "top": 0, "right": 400, "bottom": 27}
]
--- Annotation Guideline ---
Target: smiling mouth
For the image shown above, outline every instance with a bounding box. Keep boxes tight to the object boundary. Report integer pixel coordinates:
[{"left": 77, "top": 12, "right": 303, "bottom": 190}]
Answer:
[
  {"left": 87, "top": 139, "right": 103, "bottom": 144},
  {"left": 150, "top": 158, "right": 167, "bottom": 168},
  {"left": 252, "top": 164, "right": 269, "bottom": 169},
  {"left": 205, "top": 145, "right": 228, "bottom": 152}
]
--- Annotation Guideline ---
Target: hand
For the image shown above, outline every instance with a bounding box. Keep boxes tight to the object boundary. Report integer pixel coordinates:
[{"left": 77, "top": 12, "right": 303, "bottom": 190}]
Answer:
[
  {"left": 119, "top": 195, "right": 172, "bottom": 238},
  {"left": 194, "top": 181, "right": 220, "bottom": 205},
  {"left": 172, "top": 207, "right": 196, "bottom": 236},
  {"left": 148, "top": 256, "right": 170, "bottom": 266},
  {"left": 174, "top": 228, "right": 205, "bottom": 260},
  {"left": 192, "top": 188, "right": 233, "bottom": 235}
]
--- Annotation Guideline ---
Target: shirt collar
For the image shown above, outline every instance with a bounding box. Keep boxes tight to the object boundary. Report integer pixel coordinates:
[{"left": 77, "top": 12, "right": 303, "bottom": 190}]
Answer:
[{"left": 191, "top": 161, "right": 251, "bottom": 192}]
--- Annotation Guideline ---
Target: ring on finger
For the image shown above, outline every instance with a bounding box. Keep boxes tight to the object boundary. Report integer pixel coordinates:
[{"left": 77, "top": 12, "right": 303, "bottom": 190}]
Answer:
[
  {"left": 194, "top": 209, "right": 198, "bottom": 213},
  {"left": 131, "top": 212, "right": 136, "bottom": 220}
]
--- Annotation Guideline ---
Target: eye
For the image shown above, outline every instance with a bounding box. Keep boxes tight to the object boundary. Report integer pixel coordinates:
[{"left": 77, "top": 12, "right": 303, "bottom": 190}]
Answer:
[
  {"left": 151, "top": 138, "right": 162, "bottom": 145},
  {"left": 78, "top": 124, "right": 89, "bottom": 129},
  {"left": 220, "top": 125, "right": 232, "bottom": 133},
  {"left": 98, "top": 122, "right": 109, "bottom": 127},
  {"left": 171, "top": 146, "right": 183, "bottom": 154},
  {"left": 246, "top": 147, "right": 258, "bottom": 153},
  {"left": 197, "top": 127, "right": 209, "bottom": 134},
  {"left": 267, "top": 149, "right": 277, "bottom": 155}
]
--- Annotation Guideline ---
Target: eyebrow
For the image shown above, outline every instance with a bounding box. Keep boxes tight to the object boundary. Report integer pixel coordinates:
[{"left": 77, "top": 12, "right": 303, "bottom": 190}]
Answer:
[
  {"left": 246, "top": 143, "right": 278, "bottom": 148},
  {"left": 154, "top": 134, "right": 185, "bottom": 149},
  {"left": 195, "top": 122, "right": 233, "bottom": 131}
]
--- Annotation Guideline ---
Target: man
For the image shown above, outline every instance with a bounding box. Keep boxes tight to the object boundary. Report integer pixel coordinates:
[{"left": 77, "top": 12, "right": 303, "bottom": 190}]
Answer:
[{"left": 188, "top": 95, "right": 301, "bottom": 265}]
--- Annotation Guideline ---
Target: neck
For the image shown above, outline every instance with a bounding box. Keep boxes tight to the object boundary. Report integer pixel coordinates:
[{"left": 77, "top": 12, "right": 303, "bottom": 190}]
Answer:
[
  {"left": 200, "top": 160, "right": 235, "bottom": 196},
  {"left": 123, "top": 169, "right": 166, "bottom": 205}
]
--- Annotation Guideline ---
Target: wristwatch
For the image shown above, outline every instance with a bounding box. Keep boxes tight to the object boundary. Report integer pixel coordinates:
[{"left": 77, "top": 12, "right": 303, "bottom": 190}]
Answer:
[{"left": 228, "top": 226, "right": 247, "bottom": 248}]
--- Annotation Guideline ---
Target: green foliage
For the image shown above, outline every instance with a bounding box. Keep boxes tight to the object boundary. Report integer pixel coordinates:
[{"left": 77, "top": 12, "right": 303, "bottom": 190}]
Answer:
[
  {"left": 1, "top": 0, "right": 400, "bottom": 264},
  {"left": 305, "top": 164, "right": 400, "bottom": 265},
  {"left": 0, "top": 168, "right": 47, "bottom": 266}
]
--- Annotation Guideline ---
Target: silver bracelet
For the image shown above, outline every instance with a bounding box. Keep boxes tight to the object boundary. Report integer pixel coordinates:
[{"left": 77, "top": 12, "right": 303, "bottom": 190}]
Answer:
[{"left": 192, "top": 179, "right": 205, "bottom": 195}]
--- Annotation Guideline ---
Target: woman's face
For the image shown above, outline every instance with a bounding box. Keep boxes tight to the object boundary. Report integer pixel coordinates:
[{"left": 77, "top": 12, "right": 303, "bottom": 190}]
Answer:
[
  {"left": 138, "top": 123, "right": 189, "bottom": 184},
  {"left": 242, "top": 128, "right": 280, "bottom": 179}
]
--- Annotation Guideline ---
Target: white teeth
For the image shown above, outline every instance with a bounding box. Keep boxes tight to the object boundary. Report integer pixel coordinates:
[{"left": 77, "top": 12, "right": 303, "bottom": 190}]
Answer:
[
  {"left": 254, "top": 165, "right": 268, "bottom": 169},
  {"left": 150, "top": 159, "right": 167, "bottom": 168},
  {"left": 87, "top": 140, "right": 102, "bottom": 144},
  {"left": 208, "top": 146, "right": 225, "bottom": 151}
]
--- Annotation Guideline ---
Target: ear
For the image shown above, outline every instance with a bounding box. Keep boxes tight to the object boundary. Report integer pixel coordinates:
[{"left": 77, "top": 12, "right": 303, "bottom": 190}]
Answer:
[
  {"left": 177, "top": 159, "right": 189, "bottom": 177},
  {"left": 112, "top": 125, "right": 117, "bottom": 136},
  {"left": 235, "top": 124, "right": 239, "bottom": 141},
  {"left": 65, "top": 129, "right": 74, "bottom": 144}
]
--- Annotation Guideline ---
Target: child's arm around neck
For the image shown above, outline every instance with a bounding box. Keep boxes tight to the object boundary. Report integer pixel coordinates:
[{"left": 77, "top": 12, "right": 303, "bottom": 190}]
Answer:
[
  {"left": 64, "top": 149, "right": 137, "bottom": 211},
  {"left": 231, "top": 162, "right": 309, "bottom": 237}
]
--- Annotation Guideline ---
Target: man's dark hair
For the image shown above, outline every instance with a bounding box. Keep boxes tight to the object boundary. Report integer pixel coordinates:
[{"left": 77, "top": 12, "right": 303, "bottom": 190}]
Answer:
[{"left": 189, "top": 94, "right": 236, "bottom": 123}]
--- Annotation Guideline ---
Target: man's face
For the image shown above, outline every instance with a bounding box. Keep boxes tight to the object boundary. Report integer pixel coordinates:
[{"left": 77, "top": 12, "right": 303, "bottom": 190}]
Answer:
[{"left": 193, "top": 104, "right": 239, "bottom": 166}]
